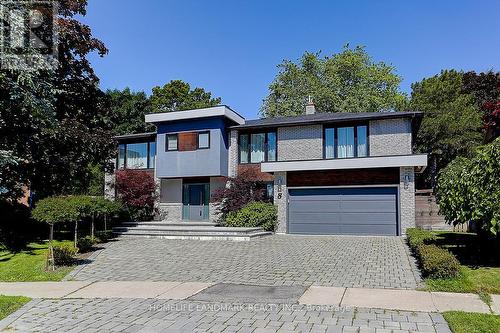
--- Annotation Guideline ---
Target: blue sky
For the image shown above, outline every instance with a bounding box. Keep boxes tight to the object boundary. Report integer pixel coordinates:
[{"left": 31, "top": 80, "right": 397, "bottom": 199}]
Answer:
[{"left": 82, "top": 0, "right": 500, "bottom": 119}]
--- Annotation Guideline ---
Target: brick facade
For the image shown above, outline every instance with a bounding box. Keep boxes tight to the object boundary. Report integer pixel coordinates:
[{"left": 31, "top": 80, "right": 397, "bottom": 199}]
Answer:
[
  {"left": 277, "top": 125, "right": 323, "bottom": 161},
  {"left": 273, "top": 171, "right": 288, "bottom": 233},
  {"left": 369, "top": 119, "right": 412, "bottom": 156},
  {"left": 399, "top": 166, "right": 416, "bottom": 234}
]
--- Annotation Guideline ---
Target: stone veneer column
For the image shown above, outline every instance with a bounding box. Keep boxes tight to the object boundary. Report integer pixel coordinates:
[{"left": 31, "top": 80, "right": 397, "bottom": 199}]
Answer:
[
  {"left": 228, "top": 130, "right": 238, "bottom": 177},
  {"left": 399, "top": 166, "right": 416, "bottom": 235},
  {"left": 104, "top": 158, "right": 116, "bottom": 201},
  {"left": 273, "top": 171, "right": 288, "bottom": 233}
]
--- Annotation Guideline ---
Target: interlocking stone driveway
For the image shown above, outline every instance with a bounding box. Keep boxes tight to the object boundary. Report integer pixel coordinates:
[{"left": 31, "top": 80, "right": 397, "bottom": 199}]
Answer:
[
  {"left": 70, "top": 235, "right": 421, "bottom": 289},
  {"left": 2, "top": 298, "right": 451, "bottom": 333}
]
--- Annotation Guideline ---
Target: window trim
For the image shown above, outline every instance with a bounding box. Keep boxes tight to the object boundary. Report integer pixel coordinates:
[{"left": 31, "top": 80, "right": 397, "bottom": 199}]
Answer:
[
  {"left": 166, "top": 133, "right": 179, "bottom": 151},
  {"left": 238, "top": 130, "right": 277, "bottom": 164},
  {"left": 323, "top": 123, "right": 369, "bottom": 160},
  {"left": 117, "top": 141, "right": 155, "bottom": 170},
  {"left": 197, "top": 131, "right": 211, "bottom": 150}
]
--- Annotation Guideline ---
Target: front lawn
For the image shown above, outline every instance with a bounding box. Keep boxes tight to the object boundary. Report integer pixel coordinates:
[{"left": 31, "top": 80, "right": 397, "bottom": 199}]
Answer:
[
  {"left": 422, "top": 231, "right": 500, "bottom": 295},
  {"left": 0, "top": 241, "right": 75, "bottom": 282},
  {"left": 0, "top": 295, "right": 31, "bottom": 320},
  {"left": 443, "top": 311, "right": 500, "bottom": 333}
]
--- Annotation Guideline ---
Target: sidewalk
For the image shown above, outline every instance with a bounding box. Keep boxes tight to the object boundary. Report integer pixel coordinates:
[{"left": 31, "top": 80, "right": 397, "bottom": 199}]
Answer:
[{"left": 0, "top": 281, "right": 497, "bottom": 314}]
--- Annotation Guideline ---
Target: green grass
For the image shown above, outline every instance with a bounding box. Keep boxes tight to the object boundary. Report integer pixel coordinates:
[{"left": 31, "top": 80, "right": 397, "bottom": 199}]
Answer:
[
  {"left": 0, "top": 295, "right": 31, "bottom": 320},
  {"left": 423, "top": 231, "right": 500, "bottom": 295},
  {"left": 443, "top": 311, "right": 500, "bottom": 333},
  {"left": 0, "top": 241, "right": 75, "bottom": 282},
  {"left": 426, "top": 266, "right": 500, "bottom": 295}
]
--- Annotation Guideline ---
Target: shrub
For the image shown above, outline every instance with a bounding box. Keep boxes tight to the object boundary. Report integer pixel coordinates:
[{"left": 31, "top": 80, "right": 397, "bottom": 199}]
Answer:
[
  {"left": 211, "top": 168, "right": 272, "bottom": 219},
  {"left": 406, "top": 228, "right": 437, "bottom": 250},
  {"left": 417, "top": 244, "right": 461, "bottom": 279},
  {"left": 76, "top": 236, "right": 96, "bottom": 253},
  {"left": 95, "top": 230, "right": 114, "bottom": 242},
  {"left": 115, "top": 170, "right": 156, "bottom": 220},
  {"left": 52, "top": 244, "right": 78, "bottom": 266},
  {"left": 224, "top": 202, "right": 277, "bottom": 231}
]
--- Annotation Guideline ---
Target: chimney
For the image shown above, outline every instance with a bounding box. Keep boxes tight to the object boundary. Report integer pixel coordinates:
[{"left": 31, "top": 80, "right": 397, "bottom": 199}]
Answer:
[{"left": 305, "top": 95, "right": 316, "bottom": 115}]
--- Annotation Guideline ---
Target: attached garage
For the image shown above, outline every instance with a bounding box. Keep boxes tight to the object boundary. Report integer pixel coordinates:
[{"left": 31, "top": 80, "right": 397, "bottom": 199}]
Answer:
[{"left": 288, "top": 187, "right": 398, "bottom": 236}]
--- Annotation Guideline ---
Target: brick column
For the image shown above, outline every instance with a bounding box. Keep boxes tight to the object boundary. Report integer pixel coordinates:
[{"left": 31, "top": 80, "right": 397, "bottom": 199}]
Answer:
[
  {"left": 228, "top": 130, "right": 238, "bottom": 177},
  {"left": 273, "top": 171, "right": 288, "bottom": 233},
  {"left": 104, "top": 158, "right": 116, "bottom": 201},
  {"left": 399, "top": 166, "right": 416, "bottom": 235}
]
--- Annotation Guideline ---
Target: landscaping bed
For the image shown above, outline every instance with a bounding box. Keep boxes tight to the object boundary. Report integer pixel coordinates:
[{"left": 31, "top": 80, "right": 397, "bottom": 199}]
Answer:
[{"left": 443, "top": 311, "right": 500, "bottom": 333}]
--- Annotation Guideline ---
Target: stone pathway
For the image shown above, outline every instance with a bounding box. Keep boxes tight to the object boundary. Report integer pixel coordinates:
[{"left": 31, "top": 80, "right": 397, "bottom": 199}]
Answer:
[
  {"left": 1, "top": 298, "right": 452, "bottom": 333},
  {"left": 69, "top": 236, "right": 421, "bottom": 289}
]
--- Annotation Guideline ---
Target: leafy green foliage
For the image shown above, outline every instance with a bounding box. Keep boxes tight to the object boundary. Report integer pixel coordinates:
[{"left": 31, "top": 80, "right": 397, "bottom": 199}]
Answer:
[
  {"left": 151, "top": 80, "right": 221, "bottom": 113},
  {"left": 95, "top": 230, "right": 114, "bottom": 242},
  {"left": 406, "top": 228, "right": 437, "bottom": 249},
  {"left": 417, "top": 244, "right": 461, "bottom": 279},
  {"left": 436, "top": 138, "right": 500, "bottom": 235},
  {"left": 52, "top": 244, "right": 78, "bottom": 266},
  {"left": 261, "top": 45, "right": 406, "bottom": 117},
  {"left": 107, "top": 88, "right": 155, "bottom": 135},
  {"left": 443, "top": 311, "right": 500, "bottom": 333},
  {"left": 76, "top": 236, "right": 96, "bottom": 253},
  {"left": 32, "top": 196, "right": 80, "bottom": 225},
  {"left": 410, "top": 70, "right": 483, "bottom": 187},
  {"left": 225, "top": 202, "right": 277, "bottom": 231}
]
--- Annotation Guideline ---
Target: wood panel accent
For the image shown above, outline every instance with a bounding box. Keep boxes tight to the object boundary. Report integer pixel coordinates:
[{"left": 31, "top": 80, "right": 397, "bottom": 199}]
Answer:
[
  {"left": 287, "top": 168, "right": 399, "bottom": 187},
  {"left": 237, "top": 164, "right": 274, "bottom": 181},
  {"left": 178, "top": 132, "right": 198, "bottom": 151}
]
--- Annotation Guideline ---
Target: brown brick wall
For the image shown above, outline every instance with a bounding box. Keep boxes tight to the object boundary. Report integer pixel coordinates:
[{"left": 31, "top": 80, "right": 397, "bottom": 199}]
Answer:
[
  {"left": 287, "top": 168, "right": 399, "bottom": 187},
  {"left": 178, "top": 132, "right": 198, "bottom": 151}
]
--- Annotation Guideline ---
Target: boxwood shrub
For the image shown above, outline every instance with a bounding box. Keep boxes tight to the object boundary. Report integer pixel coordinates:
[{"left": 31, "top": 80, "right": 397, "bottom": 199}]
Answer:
[
  {"left": 406, "top": 228, "right": 460, "bottom": 279},
  {"left": 224, "top": 202, "right": 277, "bottom": 231},
  {"left": 76, "top": 236, "right": 97, "bottom": 253}
]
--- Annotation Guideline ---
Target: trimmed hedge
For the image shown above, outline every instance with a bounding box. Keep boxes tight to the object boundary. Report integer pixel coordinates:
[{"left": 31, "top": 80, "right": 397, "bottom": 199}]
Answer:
[
  {"left": 76, "top": 236, "right": 96, "bottom": 253},
  {"left": 406, "top": 228, "right": 460, "bottom": 279},
  {"left": 224, "top": 202, "right": 277, "bottom": 231},
  {"left": 95, "top": 230, "right": 114, "bottom": 242}
]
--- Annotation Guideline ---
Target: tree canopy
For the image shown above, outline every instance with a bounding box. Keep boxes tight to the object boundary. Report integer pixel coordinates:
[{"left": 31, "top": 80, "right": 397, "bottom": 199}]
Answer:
[
  {"left": 107, "top": 88, "right": 155, "bottom": 135},
  {"left": 151, "top": 80, "right": 221, "bottom": 113},
  {"left": 261, "top": 45, "right": 407, "bottom": 117},
  {"left": 410, "top": 70, "right": 483, "bottom": 188}
]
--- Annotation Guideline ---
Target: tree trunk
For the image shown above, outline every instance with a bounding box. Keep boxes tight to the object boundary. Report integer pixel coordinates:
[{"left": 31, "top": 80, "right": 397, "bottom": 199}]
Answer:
[
  {"left": 47, "top": 223, "right": 55, "bottom": 271},
  {"left": 91, "top": 214, "right": 95, "bottom": 239},
  {"left": 104, "top": 214, "right": 107, "bottom": 231},
  {"left": 74, "top": 220, "right": 78, "bottom": 248}
]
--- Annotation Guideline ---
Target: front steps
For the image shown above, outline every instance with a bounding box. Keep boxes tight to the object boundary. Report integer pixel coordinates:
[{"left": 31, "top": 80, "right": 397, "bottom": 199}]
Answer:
[{"left": 112, "top": 221, "right": 272, "bottom": 241}]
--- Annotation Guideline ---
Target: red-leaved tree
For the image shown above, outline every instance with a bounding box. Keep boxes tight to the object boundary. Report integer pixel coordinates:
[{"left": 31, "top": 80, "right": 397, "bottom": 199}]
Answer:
[
  {"left": 211, "top": 168, "right": 271, "bottom": 219},
  {"left": 115, "top": 170, "right": 156, "bottom": 220}
]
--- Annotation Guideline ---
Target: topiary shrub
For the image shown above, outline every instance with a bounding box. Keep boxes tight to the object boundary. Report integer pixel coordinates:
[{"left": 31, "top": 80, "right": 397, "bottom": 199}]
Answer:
[
  {"left": 52, "top": 244, "right": 78, "bottom": 266},
  {"left": 417, "top": 244, "right": 461, "bottom": 279},
  {"left": 95, "top": 230, "right": 114, "bottom": 242},
  {"left": 224, "top": 202, "right": 277, "bottom": 231},
  {"left": 406, "top": 228, "right": 437, "bottom": 250},
  {"left": 76, "top": 236, "right": 97, "bottom": 253}
]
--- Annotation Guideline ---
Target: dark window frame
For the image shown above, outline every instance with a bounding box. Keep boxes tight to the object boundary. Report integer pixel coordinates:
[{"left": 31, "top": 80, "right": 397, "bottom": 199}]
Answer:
[
  {"left": 323, "top": 123, "right": 369, "bottom": 160},
  {"left": 166, "top": 133, "right": 179, "bottom": 151},
  {"left": 238, "top": 130, "right": 277, "bottom": 164},
  {"left": 197, "top": 131, "right": 211, "bottom": 149},
  {"left": 117, "top": 141, "right": 156, "bottom": 170}
]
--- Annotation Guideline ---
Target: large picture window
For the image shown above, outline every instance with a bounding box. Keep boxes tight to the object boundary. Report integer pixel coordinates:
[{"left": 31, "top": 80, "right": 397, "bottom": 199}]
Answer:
[
  {"left": 117, "top": 141, "right": 156, "bottom": 169},
  {"left": 239, "top": 131, "right": 277, "bottom": 164},
  {"left": 324, "top": 124, "right": 368, "bottom": 159}
]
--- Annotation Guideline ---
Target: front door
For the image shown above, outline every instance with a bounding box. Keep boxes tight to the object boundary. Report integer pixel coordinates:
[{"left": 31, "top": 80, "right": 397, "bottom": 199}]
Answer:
[{"left": 182, "top": 183, "right": 209, "bottom": 221}]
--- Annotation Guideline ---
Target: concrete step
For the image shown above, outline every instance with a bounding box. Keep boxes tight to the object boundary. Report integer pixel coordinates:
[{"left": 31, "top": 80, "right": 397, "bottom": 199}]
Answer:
[
  {"left": 120, "top": 221, "right": 218, "bottom": 227},
  {"left": 113, "top": 230, "right": 272, "bottom": 241}
]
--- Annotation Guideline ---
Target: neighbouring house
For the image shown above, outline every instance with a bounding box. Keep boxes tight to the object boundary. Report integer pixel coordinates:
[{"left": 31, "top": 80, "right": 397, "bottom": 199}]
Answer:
[{"left": 105, "top": 102, "right": 427, "bottom": 236}]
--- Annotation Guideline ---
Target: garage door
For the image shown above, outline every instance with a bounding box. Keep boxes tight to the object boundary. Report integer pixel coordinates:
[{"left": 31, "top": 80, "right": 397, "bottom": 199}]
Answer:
[{"left": 288, "top": 187, "right": 398, "bottom": 236}]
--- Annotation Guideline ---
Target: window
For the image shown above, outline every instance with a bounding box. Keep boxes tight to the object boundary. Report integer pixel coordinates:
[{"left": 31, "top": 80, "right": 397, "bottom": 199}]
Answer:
[
  {"left": 166, "top": 134, "right": 178, "bottom": 151},
  {"left": 239, "top": 131, "right": 277, "bottom": 164},
  {"left": 126, "top": 143, "right": 148, "bottom": 168},
  {"left": 117, "top": 141, "right": 156, "bottom": 169},
  {"left": 118, "top": 144, "right": 125, "bottom": 168},
  {"left": 197, "top": 131, "right": 210, "bottom": 149},
  {"left": 149, "top": 142, "right": 156, "bottom": 168},
  {"left": 239, "top": 134, "right": 249, "bottom": 163},
  {"left": 324, "top": 124, "right": 369, "bottom": 159}
]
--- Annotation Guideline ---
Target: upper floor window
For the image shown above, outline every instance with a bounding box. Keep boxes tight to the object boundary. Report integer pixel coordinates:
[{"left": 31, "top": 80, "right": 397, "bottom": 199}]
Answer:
[
  {"left": 166, "top": 134, "right": 178, "bottom": 151},
  {"left": 117, "top": 141, "right": 156, "bottom": 169},
  {"left": 324, "top": 125, "right": 368, "bottom": 159},
  {"left": 239, "top": 131, "right": 276, "bottom": 164},
  {"left": 197, "top": 131, "right": 210, "bottom": 149}
]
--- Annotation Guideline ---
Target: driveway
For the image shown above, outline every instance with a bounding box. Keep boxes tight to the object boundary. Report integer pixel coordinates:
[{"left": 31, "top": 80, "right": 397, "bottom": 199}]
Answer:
[{"left": 69, "top": 235, "right": 421, "bottom": 289}]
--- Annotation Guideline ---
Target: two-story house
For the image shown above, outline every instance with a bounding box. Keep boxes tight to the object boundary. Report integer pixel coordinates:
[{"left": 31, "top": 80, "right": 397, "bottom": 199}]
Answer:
[{"left": 106, "top": 103, "right": 427, "bottom": 236}]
